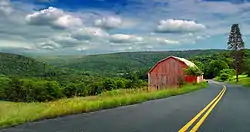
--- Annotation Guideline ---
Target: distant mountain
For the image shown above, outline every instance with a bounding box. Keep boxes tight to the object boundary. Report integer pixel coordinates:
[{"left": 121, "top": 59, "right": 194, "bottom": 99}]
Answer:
[
  {"left": 35, "top": 49, "right": 227, "bottom": 76},
  {"left": 0, "top": 52, "right": 57, "bottom": 77}
]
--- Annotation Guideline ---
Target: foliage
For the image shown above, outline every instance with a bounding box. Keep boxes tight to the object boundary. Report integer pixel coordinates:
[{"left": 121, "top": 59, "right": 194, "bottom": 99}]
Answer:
[
  {"left": 193, "top": 61, "right": 205, "bottom": 72},
  {"left": 0, "top": 52, "right": 61, "bottom": 77},
  {"left": 185, "top": 67, "right": 203, "bottom": 76},
  {"left": 216, "top": 69, "right": 236, "bottom": 82},
  {"left": 0, "top": 75, "right": 147, "bottom": 102},
  {"left": 36, "top": 50, "right": 226, "bottom": 76},
  {"left": 177, "top": 75, "right": 185, "bottom": 87},
  {"left": 220, "top": 69, "right": 236, "bottom": 76},
  {"left": 1, "top": 77, "right": 64, "bottom": 102},
  {"left": 218, "top": 73, "right": 230, "bottom": 81},
  {"left": 0, "top": 83, "right": 207, "bottom": 128},
  {"left": 205, "top": 60, "right": 229, "bottom": 79},
  {"left": 2, "top": 50, "right": 250, "bottom": 102},
  {"left": 227, "top": 24, "right": 245, "bottom": 82},
  {"left": 228, "top": 75, "right": 250, "bottom": 87}
]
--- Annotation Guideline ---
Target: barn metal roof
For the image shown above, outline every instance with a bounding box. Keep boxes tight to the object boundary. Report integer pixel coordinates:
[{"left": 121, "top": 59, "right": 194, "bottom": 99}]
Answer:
[
  {"left": 171, "top": 56, "right": 196, "bottom": 67},
  {"left": 148, "top": 56, "right": 197, "bottom": 73}
]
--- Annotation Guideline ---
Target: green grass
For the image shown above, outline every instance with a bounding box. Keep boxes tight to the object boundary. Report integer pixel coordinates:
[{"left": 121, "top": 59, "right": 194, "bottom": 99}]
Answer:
[
  {"left": 227, "top": 75, "right": 250, "bottom": 87},
  {"left": 0, "top": 83, "right": 207, "bottom": 128}
]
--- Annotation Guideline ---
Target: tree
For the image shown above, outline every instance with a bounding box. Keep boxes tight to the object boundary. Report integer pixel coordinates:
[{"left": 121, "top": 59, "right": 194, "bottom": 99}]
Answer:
[
  {"left": 205, "top": 60, "right": 229, "bottom": 79},
  {"left": 193, "top": 61, "right": 204, "bottom": 72},
  {"left": 218, "top": 69, "right": 236, "bottom": 81},
  {"left": 185, "top": 67, "right": 203, "bottom": 76},
  {"left": 227, "top": 24, "right": 245, "bottom": 82}
]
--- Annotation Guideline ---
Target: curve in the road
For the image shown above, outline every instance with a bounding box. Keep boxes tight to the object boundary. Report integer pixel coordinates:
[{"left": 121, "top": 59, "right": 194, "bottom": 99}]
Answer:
[{"left": 179, "top": 85, "right": 226, "bottom": 132}]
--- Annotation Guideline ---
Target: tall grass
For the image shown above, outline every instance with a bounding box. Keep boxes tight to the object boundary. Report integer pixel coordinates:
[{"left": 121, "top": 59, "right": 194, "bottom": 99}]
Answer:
[
  {"left": 228, "top": 75, "right": 250, "bottom": 87},
  {"left": 0, "top": 83, "right": 207, "bottom": 128}
]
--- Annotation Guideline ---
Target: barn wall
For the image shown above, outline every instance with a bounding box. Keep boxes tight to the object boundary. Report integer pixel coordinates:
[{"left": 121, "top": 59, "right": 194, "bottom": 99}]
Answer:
[{"left": 148, "top": 58, "right": 187, "bottom": 89}]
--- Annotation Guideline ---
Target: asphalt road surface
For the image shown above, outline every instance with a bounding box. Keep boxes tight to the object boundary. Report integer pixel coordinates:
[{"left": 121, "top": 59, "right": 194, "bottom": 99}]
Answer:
[{"left": 1, "top": 81, "right": 250, "bottom": 132}]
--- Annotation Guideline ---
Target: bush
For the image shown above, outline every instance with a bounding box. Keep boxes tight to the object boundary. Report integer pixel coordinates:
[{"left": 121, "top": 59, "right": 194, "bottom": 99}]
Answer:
[
  {"left": 217, "top": 69, "right": 236, "bottom": 81},
  {"left": 0, "top": 74, "right": 148, "bottom": 102},
  {"left": 219, "top": 73, "right": 230, "bottom": 81},
  {"left": 205, "top": 60, "right": 229, "bottom": 79},
  {"left": 177, "top": 75, "right": 185, "bottom": 87},
  {"left": 185, "top": 67, "right": 203, "bottom": 76},
  {"left": 247, "top": 70, "right": 250, "bottom": 77},
  {"left": 219, "top": 69, "right": 235, "bottom": 76},
  {"left": 0, "top": 77, "right": 11, "bottom": 99},
  {"left": 64, "top": 82, "right": 86, "bottom": 97},
  {"left": 1, "top": 78, "right": 64, "bottom": 102}
]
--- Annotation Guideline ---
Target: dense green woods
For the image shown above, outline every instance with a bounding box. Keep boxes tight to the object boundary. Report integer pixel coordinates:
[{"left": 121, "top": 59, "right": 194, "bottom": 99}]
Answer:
[
  {"left": 36, "top": 50, "right": 225, "bottom": 76},
  {"left": 1, "top": 49, "right": 250, "bottom": 102}
]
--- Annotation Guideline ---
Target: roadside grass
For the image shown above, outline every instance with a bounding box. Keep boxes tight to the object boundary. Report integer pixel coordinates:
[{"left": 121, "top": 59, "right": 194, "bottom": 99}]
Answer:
[
  {"left": 214, "top": 77, "right": 223, "bottom": 82},
  {"left": 0, "top": 82, "right": 207, "bottom": 128},
  {"left": 227, "top": 75, "right": 250, "bottom": 87}
]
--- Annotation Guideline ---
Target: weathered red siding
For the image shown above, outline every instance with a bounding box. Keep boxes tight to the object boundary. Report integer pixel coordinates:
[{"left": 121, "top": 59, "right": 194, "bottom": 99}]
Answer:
[{"left": 148, "top": 56, "right": 203, "bottom": 90}]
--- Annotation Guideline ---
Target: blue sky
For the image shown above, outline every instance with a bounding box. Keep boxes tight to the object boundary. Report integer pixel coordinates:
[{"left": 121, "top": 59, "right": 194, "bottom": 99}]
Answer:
[{"left": 0, "top": 0, "right": 250, "bottom": 55}]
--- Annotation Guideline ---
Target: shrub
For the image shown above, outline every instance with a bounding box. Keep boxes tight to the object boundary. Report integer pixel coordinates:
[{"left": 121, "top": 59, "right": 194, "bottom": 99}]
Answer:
[
  {"left": 247, "top": 70, "right": 250, "bottom": 77},
  {"left": 219, "top": 73, "right": 230, "bottom": 81},
  {"left": 219, "top": 69, "right": 235, "bottom": 76},
  {"left": 185, "top": 67, "right": 203, "bottom": 76},
  {"left": 177, "top": 75, "right": 185, "bottom": 87},
  {"left": 63, "top": 83, "right": 86, "bottom": 97},
  {"left": 1, "top": 78, "right": 64, "bottom": 102},
  {"left": 217, "top": 69, "right": 236, "bottom": 81}
]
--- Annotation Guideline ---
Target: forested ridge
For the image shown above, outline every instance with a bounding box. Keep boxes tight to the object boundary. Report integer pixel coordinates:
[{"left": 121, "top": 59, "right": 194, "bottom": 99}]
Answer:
[
  {"left": 1, "top": 49, "right": 250, "bottom": 102},
  {"left": 36, "top": 49, "right": 226, "bottom": 76},
  {"left": 0, "top": 52, "right": 58, "bottom": 77}
]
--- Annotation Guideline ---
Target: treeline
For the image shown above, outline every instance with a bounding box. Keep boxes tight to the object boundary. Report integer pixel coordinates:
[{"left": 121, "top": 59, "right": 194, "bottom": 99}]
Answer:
[
  {"left": 191, "top": 50, "right": 250, "bottom": 80},
  {"left": 41, "top": 50, "right": 225, "bottom": 76},
  {"left": 0, "top": 70, "right": 147, "bottom": 102}
]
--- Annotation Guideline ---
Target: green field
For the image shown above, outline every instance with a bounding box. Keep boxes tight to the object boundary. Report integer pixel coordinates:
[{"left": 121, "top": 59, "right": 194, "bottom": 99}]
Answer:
[
  {"left": 0, "top": 83, "right": 207, "bottom": 128},
  {"left": 228, "top": 75, "right": 250, "bottom": 87}
]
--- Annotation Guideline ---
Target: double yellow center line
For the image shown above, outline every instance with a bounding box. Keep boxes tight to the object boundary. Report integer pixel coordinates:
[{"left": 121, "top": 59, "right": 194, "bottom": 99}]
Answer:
[{"left": 178, "top": 85, "right": 227, "bottom": 132}]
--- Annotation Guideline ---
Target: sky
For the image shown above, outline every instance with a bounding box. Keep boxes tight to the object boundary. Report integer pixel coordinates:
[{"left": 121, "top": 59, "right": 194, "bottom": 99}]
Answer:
[{"left": 0, "top": 0, "right": 250, "bottom": 55}]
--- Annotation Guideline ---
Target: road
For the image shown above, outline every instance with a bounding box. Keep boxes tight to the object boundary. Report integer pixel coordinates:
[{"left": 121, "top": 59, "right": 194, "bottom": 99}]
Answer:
[{"left": 1, "top": 81, "right": 250, "bottom": 132}]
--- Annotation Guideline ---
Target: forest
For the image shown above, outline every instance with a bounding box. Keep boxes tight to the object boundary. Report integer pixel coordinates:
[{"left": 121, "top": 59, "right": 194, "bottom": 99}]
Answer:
[{"left": 1, "top": 49, "right": 250, "bottom": 102}]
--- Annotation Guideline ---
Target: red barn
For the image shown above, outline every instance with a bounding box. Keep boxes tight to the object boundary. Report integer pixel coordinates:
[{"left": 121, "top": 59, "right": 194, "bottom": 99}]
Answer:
[{"left": 148, "top": 56, "right": 203, "bottom": 90}]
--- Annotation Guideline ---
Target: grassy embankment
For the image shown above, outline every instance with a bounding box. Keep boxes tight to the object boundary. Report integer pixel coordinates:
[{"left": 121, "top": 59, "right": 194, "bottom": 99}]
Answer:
[
  {"left": 0, "top": 82, "right": 207, "bottom": 128},
  {"left": 227, "top": 75, "right": 250, "bottom": 87}
]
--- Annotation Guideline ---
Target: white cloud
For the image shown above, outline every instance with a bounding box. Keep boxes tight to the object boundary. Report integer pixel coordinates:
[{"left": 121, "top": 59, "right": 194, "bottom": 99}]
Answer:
[
  {"left": 52, "top": 34, "right": 81, "bottom": 48},
  {"left": 25, "top": 7, "right": 83, "bottom": 29},
  {"left": 71, "top": 27, "right": 109, "bottom": 40},
  {"left": 94, "top": 16, "right": 122, "bottom": 29},
  {"left": 76, "top": 47, "right": 89, "bottom": 51},
  {"left": 38, "top": 40, "right": 61, "bottom": 50},
  {"left": 109, "top": 34, "right": 143, "bottom": 43},
  {"left": 155, "top": 19, "right": 206, "bottom": 33},
  {"left": 156, "top": 38, "right": 180, "bottom": 45},
  {"left": 0, "top": 40, "right": 32, "bottom": 49},
  {"left": 0, "top": 0, "right": 12, "bottom": 15}
]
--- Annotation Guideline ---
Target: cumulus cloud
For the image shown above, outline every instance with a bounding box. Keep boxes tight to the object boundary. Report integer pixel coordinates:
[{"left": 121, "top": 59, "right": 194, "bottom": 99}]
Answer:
[
  {"left": 0, "top": 0, "right": 12, "bottom": 15},
  {"left": 52, "top": 35, "right": 81, "bottom": 48},
  {"left": 39, "top": 40, "right": 61, "bottom": 50},
  {"left": 71, "top": 27, "right": 109, "bottom": 40},
  {"left": 25, "top": 7, "right": 83, "bottom": 29},
  {"left": 155, "top": 19, "right": 206, "bottom": 33},
  {"left": 94, "top": 16, "right": 122, "bottom": 29},
  {"left": 156, "top": 38, "right": 180, "bottom": 44},
  {"left": 76, "top": 47, "right": 89, "bottom": 51},
  {"left": 109, "top": 34, "right": 143, "bottom": 43}
]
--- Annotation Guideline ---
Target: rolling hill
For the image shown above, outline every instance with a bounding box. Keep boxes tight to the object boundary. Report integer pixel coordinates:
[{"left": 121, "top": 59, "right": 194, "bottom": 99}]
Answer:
[
  {"left": 35, "top": 49, "right": 227, "bottom": 76},
  {"left": 0, "top": 52, "right": 58, "bottom": 77}
]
